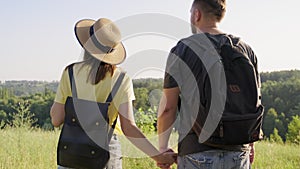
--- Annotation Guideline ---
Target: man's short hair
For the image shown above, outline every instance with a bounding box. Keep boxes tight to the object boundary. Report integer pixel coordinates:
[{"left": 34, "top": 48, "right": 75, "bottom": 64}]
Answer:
[{"left": 193, "top": 0, "right": 226, "bottom": 22}]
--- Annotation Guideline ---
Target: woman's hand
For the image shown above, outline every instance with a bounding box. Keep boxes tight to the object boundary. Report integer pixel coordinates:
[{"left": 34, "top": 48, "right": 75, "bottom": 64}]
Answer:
[{"left": 156, "top": 148, "right": 177, "bottom": 169}]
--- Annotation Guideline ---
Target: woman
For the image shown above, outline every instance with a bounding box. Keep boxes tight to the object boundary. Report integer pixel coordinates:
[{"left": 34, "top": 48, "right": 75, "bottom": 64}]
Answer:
[{"left": 50, "top": 18, "right": 175, "bottom": 169}]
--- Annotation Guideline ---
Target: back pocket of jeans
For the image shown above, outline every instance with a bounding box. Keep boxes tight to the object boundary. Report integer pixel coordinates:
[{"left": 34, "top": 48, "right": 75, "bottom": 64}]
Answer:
[
  {"left": 233, "top": 151, "right": 249, "bottom": 168},
  {"left": 185, "top": 154, "right": 213, "bottom": 169}
]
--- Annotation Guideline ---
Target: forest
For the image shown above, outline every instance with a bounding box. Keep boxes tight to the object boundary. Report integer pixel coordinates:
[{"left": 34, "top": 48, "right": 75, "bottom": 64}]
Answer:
[{"left": 0, "top": 70, "right": 299, "bottom": 144}]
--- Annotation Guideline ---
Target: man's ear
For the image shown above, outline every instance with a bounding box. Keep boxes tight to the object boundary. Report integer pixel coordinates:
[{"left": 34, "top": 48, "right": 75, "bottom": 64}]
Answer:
[{"left": 194, "top": 8, "right": 201, "bottom": 22}]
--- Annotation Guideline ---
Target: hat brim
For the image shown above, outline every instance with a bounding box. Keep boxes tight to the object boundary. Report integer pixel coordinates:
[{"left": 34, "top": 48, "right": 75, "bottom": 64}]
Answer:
[{"left": 74, "top": 19, "right": 126, "bottom": 65}]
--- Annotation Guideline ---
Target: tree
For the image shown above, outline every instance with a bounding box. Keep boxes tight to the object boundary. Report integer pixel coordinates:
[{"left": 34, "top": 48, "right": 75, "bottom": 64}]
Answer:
[
  {"left": 290, "top": 103, "right": 300, "bottom": 119},
  {"left": 0, "top": 110, "right": 7, "bottom": 128},
  {"left": 286, "top": 116, "right": 300, "bottom": 144},
  {"left": 263, "top": 108, "right": 278, "bottom": 137},
  {"left": 269, "top": 128, "right": 283, "bottom": 144},
  {"left": 261, "top": 77, "right": 300, "bottom": 122},
  {"left": 275, "top": 113, "right": 288, "bottom": 141},
  {"left": 133, "top": 87, "right": 150, "bottom": 111},
  {"left": 0, "top": 70, "right": 299, "bottom": 134}
]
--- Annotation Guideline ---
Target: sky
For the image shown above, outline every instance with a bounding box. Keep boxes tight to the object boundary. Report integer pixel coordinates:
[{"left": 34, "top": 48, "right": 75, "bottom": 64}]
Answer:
[{"left": 0, "top": 0, "right": 299, "bottom": 81}]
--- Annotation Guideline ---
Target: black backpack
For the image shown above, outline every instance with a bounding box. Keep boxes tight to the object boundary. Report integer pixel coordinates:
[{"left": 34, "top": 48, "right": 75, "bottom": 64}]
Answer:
[
  {"left": 192, "top": 34, "right": 264, "bottom": 145},
  {"left": 57, "top": 64, "right": 125, "bottom": 169}
]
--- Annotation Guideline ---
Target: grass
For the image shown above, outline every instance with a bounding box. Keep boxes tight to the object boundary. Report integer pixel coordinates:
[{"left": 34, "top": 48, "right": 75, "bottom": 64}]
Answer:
[
  {"left": 0, "top": 128, "right": 58, "bottom": 169},
  {"left": 252, "top": 141, "right": 300, "bottom": 169},
  {"left": 0, "top": 128, "right": 299, "bottom": 169}
]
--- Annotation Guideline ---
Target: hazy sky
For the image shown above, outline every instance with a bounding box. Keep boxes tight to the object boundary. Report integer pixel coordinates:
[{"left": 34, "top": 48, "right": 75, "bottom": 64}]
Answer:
[{"left": 1, "top": 0, "right": 299, "bottom": 81}]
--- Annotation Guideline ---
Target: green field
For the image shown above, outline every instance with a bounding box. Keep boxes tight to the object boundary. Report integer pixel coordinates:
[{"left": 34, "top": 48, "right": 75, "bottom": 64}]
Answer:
[{"left": 0, "top": 128, "right": 299, "bottom": 169}]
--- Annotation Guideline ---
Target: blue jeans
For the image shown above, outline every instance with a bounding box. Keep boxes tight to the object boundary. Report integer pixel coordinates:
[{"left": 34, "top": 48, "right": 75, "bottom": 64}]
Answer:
[
  {"left": 177, "top": 150, "right": 250, "bottom": 169},
  {"left": 58, "top": 134, "right": 122, "bottom": 169}
]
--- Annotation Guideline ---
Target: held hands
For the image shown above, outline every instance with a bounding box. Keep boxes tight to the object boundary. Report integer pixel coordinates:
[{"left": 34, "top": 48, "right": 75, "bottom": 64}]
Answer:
[{"left": 155, "top": 148, "right": 177, "bottom": 169}]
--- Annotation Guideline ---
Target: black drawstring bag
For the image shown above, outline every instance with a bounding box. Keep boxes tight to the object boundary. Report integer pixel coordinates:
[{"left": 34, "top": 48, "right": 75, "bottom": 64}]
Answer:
[{"left": 57, "top": 65, "right": 125, "bottom": 169}]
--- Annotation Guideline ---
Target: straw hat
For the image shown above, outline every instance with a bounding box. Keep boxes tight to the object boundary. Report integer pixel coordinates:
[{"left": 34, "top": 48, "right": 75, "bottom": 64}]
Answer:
[{"left": 75, "top": 18, "right": 126, "bottom": 65}]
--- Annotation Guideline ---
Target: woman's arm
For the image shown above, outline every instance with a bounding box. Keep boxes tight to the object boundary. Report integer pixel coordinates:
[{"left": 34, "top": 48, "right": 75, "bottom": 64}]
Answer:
[
  {"left": 50, "top": 102, "right": 65, "bottom": 127},
  {"left": 118, "top": 101, "right": 176, "bottom": 164}
]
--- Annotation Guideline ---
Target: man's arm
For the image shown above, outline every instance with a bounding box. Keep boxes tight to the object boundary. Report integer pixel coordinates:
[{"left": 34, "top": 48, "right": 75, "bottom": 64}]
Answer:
[{"left": 157, "top": 87, "right": 180, "bottom": 152}]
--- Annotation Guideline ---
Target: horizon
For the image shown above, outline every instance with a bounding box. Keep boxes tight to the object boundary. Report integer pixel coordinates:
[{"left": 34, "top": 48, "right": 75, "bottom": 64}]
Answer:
[{"left": 0, "top": 69, "right": 299, "bottom": 83}]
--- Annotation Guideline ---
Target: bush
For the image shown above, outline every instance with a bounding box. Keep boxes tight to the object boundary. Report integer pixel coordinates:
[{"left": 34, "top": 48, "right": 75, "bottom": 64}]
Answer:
[
  {"left": 134, "top": 108, "right": 157, "bottom": 133},
  {"left": 9, "top": 101, "right": 37, "bottom": 129},
  {"left": 270, "top": 128, "right": 283, "bottom": 144},
  {"left": 286, "top": 116, "right": 300, "bottom": 144}
]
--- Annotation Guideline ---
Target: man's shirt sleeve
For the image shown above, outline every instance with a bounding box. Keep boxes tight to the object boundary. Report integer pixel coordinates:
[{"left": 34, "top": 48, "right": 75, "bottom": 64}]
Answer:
[{"left": 163, "top": 42, "right": 184, "bottom": 89}]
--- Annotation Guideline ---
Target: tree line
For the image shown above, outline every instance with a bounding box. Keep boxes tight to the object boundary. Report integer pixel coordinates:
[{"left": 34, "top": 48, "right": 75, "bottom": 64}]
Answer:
[
  {"left": 260, "top": 70, "right": 300, "bottom": 143},
  {"left": 0, "top": 70, "right": 300, "bottom": 144}
]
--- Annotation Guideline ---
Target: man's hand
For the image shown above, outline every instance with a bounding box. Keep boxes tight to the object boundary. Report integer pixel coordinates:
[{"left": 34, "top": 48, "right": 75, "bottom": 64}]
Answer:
[{"left": 156, "top": 148, "right": 177, "bottom": 169}]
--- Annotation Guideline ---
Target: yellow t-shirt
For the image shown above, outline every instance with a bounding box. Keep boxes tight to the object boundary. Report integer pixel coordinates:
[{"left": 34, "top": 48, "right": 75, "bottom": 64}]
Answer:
[{"left": 54, "top": 62, "right": 135, "bottom": 134}]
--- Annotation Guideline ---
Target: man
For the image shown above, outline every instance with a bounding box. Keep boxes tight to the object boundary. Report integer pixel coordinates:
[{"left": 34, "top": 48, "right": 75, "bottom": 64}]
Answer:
[{"left": 158, "top": 0, "right": 259, "bottom": 168}]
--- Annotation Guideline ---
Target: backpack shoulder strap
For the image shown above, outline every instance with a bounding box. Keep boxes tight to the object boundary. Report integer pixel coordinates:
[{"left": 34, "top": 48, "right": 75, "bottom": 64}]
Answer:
[
  {"left": 105, "top": 72, "right": 126, "bottom": 103},
  {"left": 106, "top": 72, "right": 126, "bottom": 139},
  {"left": 68, "top": 64, "right": 78, "bottom": 98}
]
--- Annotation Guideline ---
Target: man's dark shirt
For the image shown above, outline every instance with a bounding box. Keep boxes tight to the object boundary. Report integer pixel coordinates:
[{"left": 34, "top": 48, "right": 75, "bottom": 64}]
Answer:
[{"left": 163, "top": 33, "right": 258, "bottom": 156}]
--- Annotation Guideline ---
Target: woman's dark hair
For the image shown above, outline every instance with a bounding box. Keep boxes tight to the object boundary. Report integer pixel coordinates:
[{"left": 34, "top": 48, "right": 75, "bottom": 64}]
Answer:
[
  {"left": 193, "top": 0, "right": 226, "bottom": 22},
  {"left": 81, "top": 51, "right": 116, "bottom": 85}
]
